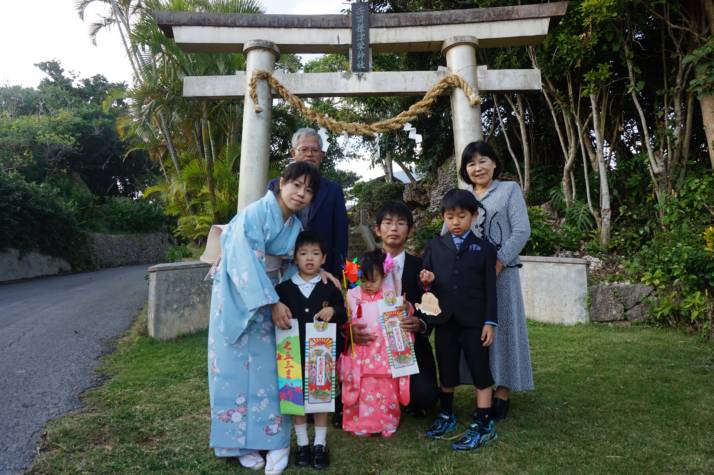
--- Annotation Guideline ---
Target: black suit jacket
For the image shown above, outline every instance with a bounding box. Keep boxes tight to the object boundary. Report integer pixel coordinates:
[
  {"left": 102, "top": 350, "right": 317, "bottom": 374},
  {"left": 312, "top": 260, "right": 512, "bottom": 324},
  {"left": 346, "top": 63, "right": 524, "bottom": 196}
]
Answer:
[
  {"left": 402, "top": 253, "right": 429, "bottom": 331},
  {"left": 275, "top": 279, "right": 347, "bottom": 357},
  {"left": 402, "top": 252, "right": 438, "bottom": 383},
  {"left": 421, "top": 232, "right": 498, "bottom": 327}
]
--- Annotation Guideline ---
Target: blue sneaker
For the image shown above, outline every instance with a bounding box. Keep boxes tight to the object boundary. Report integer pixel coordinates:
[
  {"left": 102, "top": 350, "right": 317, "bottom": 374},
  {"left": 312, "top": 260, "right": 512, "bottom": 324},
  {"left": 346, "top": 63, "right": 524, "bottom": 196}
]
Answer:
[
  {"left": 451, "top": 419, "right": 497, "bottom": 451},
  {"left": 426, "top": 411, "right": 457, "bottom": 439}
]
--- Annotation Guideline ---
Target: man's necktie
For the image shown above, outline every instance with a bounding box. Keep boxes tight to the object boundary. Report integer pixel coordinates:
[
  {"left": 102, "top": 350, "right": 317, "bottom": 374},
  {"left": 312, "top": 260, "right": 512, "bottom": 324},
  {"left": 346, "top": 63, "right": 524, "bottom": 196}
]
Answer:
[{"left": 393, "top": 262, "right": 402, "bottom": 296}]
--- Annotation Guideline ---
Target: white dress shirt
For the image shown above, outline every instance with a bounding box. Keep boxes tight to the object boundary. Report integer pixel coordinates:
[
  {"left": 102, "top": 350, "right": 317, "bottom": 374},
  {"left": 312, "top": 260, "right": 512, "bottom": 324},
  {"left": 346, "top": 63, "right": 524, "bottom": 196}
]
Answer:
[{"left": 291, "top": 273, "right": 322, "bottom": 299}]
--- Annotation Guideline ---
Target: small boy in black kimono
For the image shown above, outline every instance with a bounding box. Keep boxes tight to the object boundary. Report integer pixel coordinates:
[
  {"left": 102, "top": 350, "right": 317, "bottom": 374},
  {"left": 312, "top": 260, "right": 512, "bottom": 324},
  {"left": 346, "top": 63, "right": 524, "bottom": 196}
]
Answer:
[{"left": 275, "top": 231, "right": 346, "bottom": 470}]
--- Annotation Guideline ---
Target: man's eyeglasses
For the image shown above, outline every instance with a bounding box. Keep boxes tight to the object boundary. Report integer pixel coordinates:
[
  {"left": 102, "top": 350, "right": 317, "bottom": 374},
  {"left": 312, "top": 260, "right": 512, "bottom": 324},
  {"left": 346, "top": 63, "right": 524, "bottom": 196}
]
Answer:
[{"left": 296, "top": 146, "right": 322, "bottom": 154}]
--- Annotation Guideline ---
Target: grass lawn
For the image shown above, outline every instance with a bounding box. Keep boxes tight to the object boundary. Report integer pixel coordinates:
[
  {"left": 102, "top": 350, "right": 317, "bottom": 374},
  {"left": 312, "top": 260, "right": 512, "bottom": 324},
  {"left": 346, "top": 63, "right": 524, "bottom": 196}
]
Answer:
[{"left": 29, "top": 314, "right": 714, "bottom": 474}]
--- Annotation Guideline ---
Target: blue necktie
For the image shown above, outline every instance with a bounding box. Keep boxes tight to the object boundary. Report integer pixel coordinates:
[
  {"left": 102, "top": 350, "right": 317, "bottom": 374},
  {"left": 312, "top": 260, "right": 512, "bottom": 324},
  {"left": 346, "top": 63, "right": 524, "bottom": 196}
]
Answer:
[{"left": 453, "top": 236, "right": 464, "bottom": 250}]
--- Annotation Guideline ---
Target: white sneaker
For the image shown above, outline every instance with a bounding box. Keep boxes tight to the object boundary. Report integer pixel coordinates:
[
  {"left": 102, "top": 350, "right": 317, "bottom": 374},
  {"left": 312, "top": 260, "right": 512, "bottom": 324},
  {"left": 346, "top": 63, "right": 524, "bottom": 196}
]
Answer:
[
  {"left": 265, "top": 447, "right": 290, "bottom": 475},
  {"left": 239, "top": 451, "right": 265, "bottom": 470}
]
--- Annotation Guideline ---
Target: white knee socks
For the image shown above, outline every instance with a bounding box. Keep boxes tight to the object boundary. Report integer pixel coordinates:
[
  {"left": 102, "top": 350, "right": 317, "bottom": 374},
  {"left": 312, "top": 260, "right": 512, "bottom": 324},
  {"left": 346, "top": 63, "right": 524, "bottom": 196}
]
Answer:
[
  {"left": 314, "top": 426, "right": 327, "bottom": 446},
  {"left": 294, "top": 423, "right": 309, "bottom": 446}
]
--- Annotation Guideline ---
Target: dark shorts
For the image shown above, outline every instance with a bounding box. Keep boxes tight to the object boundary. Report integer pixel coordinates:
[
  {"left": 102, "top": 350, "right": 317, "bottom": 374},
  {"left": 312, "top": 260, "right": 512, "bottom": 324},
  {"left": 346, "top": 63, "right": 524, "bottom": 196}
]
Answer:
[{"left": 435, "top": 319, "right": 493, "bottom": 390}]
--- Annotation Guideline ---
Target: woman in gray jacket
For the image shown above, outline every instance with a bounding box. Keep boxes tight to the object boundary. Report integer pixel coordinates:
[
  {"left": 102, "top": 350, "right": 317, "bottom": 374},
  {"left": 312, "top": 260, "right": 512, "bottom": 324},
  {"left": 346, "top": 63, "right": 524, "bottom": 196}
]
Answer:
[{"left": 458, "top": 140, "right": 534, "bottom": 420}]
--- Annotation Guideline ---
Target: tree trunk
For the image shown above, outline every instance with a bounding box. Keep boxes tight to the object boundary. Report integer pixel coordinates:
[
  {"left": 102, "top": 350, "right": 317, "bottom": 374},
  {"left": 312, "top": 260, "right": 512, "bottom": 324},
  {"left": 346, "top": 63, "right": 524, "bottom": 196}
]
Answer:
[
  {"left": 158, "top": 113, "right": 181, "bottom": 176},
  {"left": 700, "top": 94, "right": 714, "bottom": 170},
  {"left": 623, "top": 38, "right": 666, "bottom": 204},
  {"left": 680, "top": 91, "right": 695, "bottom": 183},
  {"left": 108, "top": 0, "right": 141, "bottom": 81},
  {"left": 541, "top": 82, "right": 575, "bottom": 207},
  {"left": 591, "top": 93, "right": 611, "bottom": 247},
  {"left": 699, "top": 0, "right": 714, "bottom": 169},
  {"left": 517, "top": 94, "right": 531, "bottom": 200},
  {"left": 505, "top": 94, "right": 531, "bottom": 198},
  {"left": 202, "top": 107, "right": 218, "bottom": 222},
  {"left": 575, "top": 113, "right": 598, "bottom": 221},
  {"left": 394, "top": 158, "right": 416, "bottom": 183},
  {"left": 493, "top": 94, "right": 524, "bottom": 188},
  {"left": 384, "top": 151, "right": 394, "bottom": 182}
]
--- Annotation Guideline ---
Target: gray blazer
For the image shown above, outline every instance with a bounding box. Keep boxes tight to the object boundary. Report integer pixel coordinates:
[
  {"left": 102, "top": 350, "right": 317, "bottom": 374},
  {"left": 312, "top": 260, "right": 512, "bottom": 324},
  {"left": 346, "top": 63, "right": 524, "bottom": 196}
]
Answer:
[{"left": 475, "top": 180, "right": 531, "bottom": 267}]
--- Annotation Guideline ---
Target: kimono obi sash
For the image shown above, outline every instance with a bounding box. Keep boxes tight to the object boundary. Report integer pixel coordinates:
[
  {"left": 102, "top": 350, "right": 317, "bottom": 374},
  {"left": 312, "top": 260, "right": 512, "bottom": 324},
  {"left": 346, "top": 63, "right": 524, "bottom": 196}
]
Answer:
[
  {"left": 262, "top": 253, "right": 293, "bottom": 283},
  {"left": 264, "top": 254, "right": 284, "bottom": 273}
]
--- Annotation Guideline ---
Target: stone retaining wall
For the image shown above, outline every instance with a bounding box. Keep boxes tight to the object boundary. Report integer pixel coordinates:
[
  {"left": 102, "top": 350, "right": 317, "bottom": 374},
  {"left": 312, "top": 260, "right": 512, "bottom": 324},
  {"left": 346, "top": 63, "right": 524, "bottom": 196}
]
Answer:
[
  {"left": 589, "top": 282, "right": 653, "bottom": 324},
  {"left": 0, "top": 249, "right": 71, "bottom": 282},
  {"left": 89, "top": 232, "right": 170, "bottom": 268},
  {"left": 147, "top": 261, "right": 212, "bottom": 340}
]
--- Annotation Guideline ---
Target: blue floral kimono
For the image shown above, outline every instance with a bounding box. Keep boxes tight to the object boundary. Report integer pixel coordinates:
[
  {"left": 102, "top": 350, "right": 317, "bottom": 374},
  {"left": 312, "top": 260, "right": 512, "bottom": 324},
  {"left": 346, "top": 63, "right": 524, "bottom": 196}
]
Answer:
[{"left": 208, "top": 191, "right": 301, "bottom": 457}]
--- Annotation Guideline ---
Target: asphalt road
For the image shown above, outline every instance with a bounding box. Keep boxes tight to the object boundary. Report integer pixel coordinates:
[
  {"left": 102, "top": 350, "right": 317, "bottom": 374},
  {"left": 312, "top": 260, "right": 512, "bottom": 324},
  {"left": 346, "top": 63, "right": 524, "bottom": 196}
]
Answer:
[{"left": 0, "top": 265, "right": 149, "bottom": 475}]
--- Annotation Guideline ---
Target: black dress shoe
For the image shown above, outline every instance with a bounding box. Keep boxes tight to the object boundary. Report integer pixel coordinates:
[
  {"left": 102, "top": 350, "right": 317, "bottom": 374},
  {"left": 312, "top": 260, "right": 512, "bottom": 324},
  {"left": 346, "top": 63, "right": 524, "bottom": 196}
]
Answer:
[
  {"left": 313, "top": 444, "right": 330, "bottom": 470},
  {"left": 493, "top": 397, "right": 510, "bottom": 421},
  {"left": 295, "top": 445, "right": 311, "bottom": 467}
]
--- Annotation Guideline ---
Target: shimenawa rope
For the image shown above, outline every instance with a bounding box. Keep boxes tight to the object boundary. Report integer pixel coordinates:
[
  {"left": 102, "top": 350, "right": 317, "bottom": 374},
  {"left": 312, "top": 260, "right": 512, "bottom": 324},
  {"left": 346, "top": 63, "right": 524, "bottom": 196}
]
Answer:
[{"left": 248, "top": 69, "right": 481, "bottom": 137}]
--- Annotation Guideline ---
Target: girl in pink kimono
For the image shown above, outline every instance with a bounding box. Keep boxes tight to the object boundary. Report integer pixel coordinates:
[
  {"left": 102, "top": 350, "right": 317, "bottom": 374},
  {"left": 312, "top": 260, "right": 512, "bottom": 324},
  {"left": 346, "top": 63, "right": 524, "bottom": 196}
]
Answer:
[{"left": 341, "top": 250, "right": 410, "bottom": 437}]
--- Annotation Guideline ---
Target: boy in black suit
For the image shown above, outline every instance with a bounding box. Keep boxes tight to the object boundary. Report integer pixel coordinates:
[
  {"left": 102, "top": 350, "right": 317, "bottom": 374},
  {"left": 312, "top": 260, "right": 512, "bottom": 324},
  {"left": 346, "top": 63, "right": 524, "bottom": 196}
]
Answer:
[
  {"left": 275, "top": 231, "right": 346, "bottom": 469},
  {"left": 420, "top": 189, "right": 498, "bottom": 451},
  {"left": 373, "top": 201, "right": 439, "bottom": 414}
]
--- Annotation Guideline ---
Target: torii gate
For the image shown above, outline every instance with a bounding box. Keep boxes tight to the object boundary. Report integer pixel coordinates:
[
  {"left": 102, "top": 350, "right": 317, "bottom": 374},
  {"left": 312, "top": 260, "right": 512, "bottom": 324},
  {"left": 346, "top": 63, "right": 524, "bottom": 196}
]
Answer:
[{"left": 155, "top": 2, "right": 567, "bottom": 210}]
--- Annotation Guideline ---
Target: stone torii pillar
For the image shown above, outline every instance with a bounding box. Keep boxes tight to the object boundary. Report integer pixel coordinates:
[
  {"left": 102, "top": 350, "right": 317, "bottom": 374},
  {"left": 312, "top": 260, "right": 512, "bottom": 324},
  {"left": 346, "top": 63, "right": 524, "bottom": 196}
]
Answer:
[
  {"left": 238, "top": 40, "right": 279, "bottom": 210},
  {"left": 443, "top": 36, "right": 481, "bottom": 184}
]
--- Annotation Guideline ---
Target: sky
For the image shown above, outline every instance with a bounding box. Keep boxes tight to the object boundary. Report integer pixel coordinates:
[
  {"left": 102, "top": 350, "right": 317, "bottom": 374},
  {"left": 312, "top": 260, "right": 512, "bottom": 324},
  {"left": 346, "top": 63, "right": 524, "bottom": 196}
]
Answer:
[
  {"left": 0, "top": 0, "right": 349, "bottom": 88},
  {"left": 0, "top": 0, "right": 385, "bottom": 179}
]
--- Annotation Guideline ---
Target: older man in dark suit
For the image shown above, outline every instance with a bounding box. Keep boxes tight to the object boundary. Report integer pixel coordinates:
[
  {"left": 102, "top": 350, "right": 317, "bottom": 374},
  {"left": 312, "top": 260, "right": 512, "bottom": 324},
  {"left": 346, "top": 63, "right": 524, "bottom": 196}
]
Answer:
[{"left": 269, "top": 128, "right": 348, "bottom": 277}]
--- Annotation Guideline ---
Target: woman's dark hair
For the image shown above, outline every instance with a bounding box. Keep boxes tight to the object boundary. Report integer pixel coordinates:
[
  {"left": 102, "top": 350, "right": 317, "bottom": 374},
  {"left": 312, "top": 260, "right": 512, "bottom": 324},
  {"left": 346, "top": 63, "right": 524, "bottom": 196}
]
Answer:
[
  {"left": 440, "top": 188, "right": 481, "bottom": 215},
  {"left": 459, "top": 140, "right": 501, "bottom": 184},
  {"left": 277, "top": 161, "right": 321, "bottom": 196},
  {"left": 375, "top": 201, "right": 414, "bottom": 229},
  {"left": 359, "top": 249, "right": 386, "bottom": 282}
]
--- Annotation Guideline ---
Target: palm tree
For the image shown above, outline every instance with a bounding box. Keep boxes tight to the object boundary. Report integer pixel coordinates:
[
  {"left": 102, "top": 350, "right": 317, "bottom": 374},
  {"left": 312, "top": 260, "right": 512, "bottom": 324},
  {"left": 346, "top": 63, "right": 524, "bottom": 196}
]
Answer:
[{"left": 77, "top": 0, "right": 264, "bottom": 239}]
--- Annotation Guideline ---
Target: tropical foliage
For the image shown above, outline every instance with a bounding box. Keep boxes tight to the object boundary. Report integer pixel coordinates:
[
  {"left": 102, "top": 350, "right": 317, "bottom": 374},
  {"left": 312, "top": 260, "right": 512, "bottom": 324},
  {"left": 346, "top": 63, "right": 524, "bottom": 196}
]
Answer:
[{"left": 0, "top": 61, "right": 169, "bottom": 265}]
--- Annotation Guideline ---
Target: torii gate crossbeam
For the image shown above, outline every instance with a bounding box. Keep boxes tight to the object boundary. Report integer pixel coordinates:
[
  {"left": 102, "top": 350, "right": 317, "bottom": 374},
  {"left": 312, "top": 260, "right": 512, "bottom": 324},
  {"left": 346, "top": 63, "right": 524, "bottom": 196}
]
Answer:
[{"left": 155, "top": 3, "right": 567, "bottom": 210}]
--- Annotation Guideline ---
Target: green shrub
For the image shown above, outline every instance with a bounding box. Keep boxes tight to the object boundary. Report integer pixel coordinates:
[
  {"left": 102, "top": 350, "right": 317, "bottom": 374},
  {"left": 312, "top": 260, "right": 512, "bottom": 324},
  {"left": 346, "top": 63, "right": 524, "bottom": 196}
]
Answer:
[
  {"left": 352, "top": 180, "right": 404, "bottom": 218},
  {"left": 624, "top": 175, "right": 714, "bottom": 336},
  {"left": 93, "top": 197, "right": 172, "bottom": 234},
  {"left": 166, "top": 244, "right": 194, "bottom": 262},
  {"left": 523, "top": 206, "right": 559, "bottom": 256},
  {"left": 47, "top": 176, "right": 173, "bottom": 234},
  {"left": 411, "top": 215, "right": 443, "bottom": 253},
  {"left": 0, "top": 171, "right": 92, "bottom": 268}
]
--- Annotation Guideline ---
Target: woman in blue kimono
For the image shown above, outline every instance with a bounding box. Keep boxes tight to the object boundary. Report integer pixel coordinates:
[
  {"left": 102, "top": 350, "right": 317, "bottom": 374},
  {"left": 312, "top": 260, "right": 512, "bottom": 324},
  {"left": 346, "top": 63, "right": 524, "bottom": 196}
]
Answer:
[{"left": 208, "top": 161, "right": 321, "bottom": 474}]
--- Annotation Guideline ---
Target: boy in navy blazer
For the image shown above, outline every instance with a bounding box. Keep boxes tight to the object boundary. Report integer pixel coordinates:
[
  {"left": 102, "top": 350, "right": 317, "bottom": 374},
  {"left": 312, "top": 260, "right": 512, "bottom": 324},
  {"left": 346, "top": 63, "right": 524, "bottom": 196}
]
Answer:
[{"left": 420, "top": 189, "right": 498, "bottom": 451}]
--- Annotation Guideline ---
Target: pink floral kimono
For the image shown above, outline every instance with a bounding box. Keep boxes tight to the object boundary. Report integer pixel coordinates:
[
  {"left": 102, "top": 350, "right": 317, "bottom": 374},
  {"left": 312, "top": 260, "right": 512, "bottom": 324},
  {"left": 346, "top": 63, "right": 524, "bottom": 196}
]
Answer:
[{"left": 340, "top": 285, "right": 410, "bottom": 437}]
